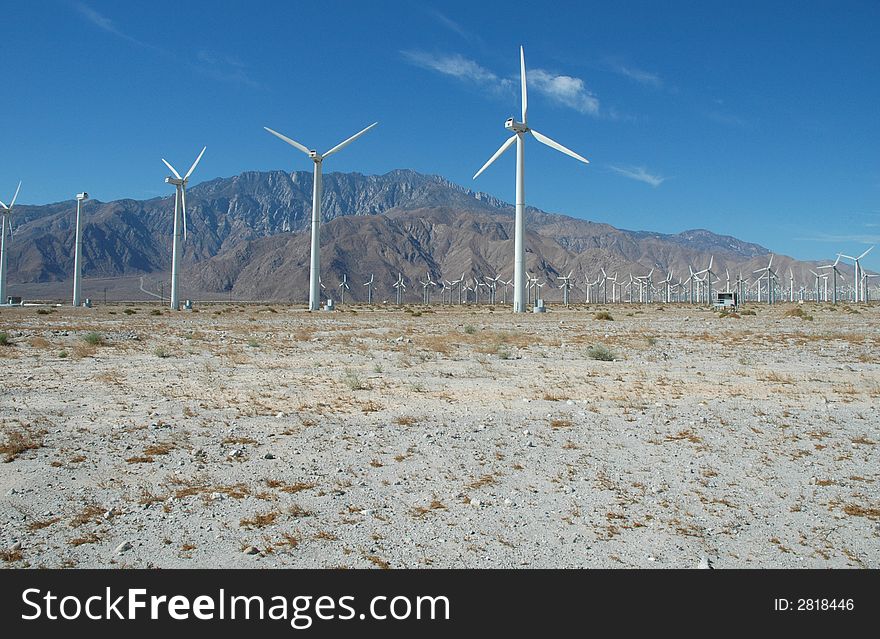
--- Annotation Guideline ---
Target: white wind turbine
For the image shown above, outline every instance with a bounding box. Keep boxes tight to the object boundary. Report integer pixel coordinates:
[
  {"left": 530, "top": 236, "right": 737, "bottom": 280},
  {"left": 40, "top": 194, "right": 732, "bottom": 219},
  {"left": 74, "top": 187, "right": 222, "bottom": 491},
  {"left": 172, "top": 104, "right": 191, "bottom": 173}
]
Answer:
[
  {"left": 393, "top": 272, "right": 405, "bottom": 305},
  {"left": 264, "top": 122, "right": 378, "bottom": 311},
  {"left": 162, "top": 146, "right": 206, "bottom": 311},
  {"left": 72, "top": 192, "right": 89, "bottom": 307},
  {"left": 817, "top": 256, "right": 843, "bottom": 304},
  {"left": 473, "top": 46, "right": 590, "bottom": 313},
  {"left": 364, "top": 274, "right": 375, "bottom": 304},
  {"left": 0, "top": 181, "right": 22, "bottom": 305},
  {"left": 558, "top": 270, "right": 573, "bottom": 306},
  {"left": 837, "top": 246, "right": 874, "bottom": 302},
  {"left": 338, "top": 274, "right": 350, "bottom": 305}
]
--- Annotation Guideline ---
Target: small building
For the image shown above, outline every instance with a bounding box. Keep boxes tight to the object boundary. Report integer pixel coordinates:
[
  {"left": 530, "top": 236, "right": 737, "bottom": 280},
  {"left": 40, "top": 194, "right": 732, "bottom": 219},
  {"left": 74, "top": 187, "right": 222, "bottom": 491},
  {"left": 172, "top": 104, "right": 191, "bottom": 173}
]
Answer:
[{"left": 713, "top": 291, "right": 737, "bottom": 309}]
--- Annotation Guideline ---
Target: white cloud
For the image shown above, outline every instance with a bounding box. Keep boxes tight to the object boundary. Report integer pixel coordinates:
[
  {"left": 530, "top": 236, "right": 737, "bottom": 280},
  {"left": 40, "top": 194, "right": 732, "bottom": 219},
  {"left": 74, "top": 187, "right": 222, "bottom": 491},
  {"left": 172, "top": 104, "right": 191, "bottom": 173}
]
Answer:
[
  {"left": 608, "top": 61, "right": 663, "bottom": 88},
  {"left": 427, "top": 9, "right": 475, "bottom": 42},
  {"left": 74, "top": 2, "right": 145, "bottom": 46},
  {"left": 401, "top": 51, "right": 511, "bottom": 90},
  {"left": 528, "top": 69, "right": 600, "bottom": 116},
  {"left": 609, "top": 165, "right": 668, "bottom": 187}
]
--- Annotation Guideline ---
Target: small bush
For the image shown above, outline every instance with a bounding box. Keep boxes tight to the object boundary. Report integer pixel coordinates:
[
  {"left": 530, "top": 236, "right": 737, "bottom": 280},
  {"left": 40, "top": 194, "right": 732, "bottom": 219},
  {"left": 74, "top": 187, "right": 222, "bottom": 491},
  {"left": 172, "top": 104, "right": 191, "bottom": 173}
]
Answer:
[
  {"left": 593, "top": 311, "right": 614, "bottom": 321},
  {"left": 154, "top": 347, "right": 170, "bottom": 358},
  {"left": 586, "top": 344, "right": 616, "bottom": 361},
  {"left": 123, "top": 308, "right": 137, "bottom": 315},
  {"left": 463, "top": 325, "right": 477, "bottom": 335},
  {"left": 783, "top": 307, "right": 813, "bottom": 321},
  {"left": 342, "top": 369, "right": 370, "bottom": 391},
  {"left": 247, "top": 337, "right": 260, "bottom": 348},
  {"left": 58, "top": 350, "right": 69, "bottom": 358},
  {"left": 0, "top": 332, "right": 9, "bottom": 346},
  {"left": 150, "top": 309, "right": 162, "bottom": 316},
  {"left": 740, "top": 309, "right": 756, "bottom": 316},
  {"left": 36, "top": 308, "right": 53, "bottom": 315},
  {"left": 82, "top": 332, "right": 104, "bottom": 346}
]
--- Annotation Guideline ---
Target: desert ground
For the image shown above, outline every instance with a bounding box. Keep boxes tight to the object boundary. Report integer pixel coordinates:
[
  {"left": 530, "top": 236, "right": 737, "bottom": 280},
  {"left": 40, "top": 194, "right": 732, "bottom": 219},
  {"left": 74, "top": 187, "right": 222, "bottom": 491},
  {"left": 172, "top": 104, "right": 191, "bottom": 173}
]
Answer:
[{"left": 1, "top": 300, "right": 878, "bottom": 569}]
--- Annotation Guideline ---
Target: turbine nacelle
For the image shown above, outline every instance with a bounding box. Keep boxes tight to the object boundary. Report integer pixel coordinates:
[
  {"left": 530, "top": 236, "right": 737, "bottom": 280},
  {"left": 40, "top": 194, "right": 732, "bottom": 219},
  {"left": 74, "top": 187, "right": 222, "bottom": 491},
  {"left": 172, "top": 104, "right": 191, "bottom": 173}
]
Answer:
[
  {"left": 165, "top": 176, "right": 185, "bottom": 186},
  {"left": 505, "top": 118, "right": 529, "bottom": 134}
]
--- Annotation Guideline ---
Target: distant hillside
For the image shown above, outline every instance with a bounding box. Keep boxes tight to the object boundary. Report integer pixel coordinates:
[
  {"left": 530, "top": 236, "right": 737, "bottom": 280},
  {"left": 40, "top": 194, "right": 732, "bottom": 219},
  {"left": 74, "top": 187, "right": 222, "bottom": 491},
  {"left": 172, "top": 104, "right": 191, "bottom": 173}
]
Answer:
[{"left": 3, "top": 169, "right": 852, "bottom": 302}]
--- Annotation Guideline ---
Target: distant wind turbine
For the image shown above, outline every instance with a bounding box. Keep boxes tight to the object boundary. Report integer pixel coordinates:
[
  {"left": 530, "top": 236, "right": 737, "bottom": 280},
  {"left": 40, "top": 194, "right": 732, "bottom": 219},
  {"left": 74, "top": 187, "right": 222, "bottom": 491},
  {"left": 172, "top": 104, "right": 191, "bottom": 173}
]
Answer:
[
  {"left": 264, "top": 122, "right": 378, "bottom": 311},
  {"left": 162, "top": 146, "right": 206, "bottom": 310},
  {"left": 0, "top": 181, "right": 22, "bottom": 305},
  {"left": 472, "top": 46, "right": 589, "bottom": 313}
]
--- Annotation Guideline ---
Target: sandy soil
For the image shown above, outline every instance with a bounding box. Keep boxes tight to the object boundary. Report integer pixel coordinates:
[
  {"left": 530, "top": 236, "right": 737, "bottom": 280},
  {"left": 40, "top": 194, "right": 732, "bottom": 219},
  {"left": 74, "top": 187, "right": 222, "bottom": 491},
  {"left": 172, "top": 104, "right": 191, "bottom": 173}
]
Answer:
[{"left": 1, "top": 301, "right": 878, "bottom": 568}]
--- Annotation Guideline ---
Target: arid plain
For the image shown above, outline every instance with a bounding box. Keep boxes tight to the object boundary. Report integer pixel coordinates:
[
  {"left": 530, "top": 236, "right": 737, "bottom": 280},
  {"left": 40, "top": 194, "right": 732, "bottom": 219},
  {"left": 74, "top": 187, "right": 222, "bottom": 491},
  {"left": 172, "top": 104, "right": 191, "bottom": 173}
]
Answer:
[{"left": 1, "top": 302, "right": 878, "bottom": 568}]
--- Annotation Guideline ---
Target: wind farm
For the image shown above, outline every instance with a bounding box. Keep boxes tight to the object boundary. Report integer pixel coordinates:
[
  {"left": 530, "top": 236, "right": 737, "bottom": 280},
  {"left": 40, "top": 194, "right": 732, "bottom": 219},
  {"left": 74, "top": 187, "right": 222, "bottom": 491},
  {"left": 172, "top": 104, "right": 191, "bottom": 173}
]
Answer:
[{"left": 1, "top": 1, "right": 879, "bottom": 577}]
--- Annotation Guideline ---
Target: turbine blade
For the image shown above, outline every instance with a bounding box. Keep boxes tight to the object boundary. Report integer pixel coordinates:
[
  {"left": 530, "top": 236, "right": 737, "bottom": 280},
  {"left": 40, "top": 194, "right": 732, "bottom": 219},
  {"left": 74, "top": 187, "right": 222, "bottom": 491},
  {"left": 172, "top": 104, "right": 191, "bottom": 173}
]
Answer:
[
  {"left": 520, "top": 46, "right": 528, "bottom": 125},
  {"left": 184, "top": 146, "right": 206, "bottom": 180},
  {"left": 264, "top": 127, "right": 311, "bottom": 156},
  {"left": 529, "top": 129, "right": 589, "bottom": 164},
  {"left": 323, "top": 122, "right": 378, "bottom": 158},
  {"left": 857, "top": 245, "right": 874, "bottom": 260},
  {"left": 181, "top": 186, "right": 188, "bottom": 242},
  {"left": 162, "top": 159, "right": 182, "bottom": 180},
  {"left": 9, "top": 181, "right": 22, "bottom": 209},
  {"left": 473, "top": 134, "right": 517, "bottom": 180}
]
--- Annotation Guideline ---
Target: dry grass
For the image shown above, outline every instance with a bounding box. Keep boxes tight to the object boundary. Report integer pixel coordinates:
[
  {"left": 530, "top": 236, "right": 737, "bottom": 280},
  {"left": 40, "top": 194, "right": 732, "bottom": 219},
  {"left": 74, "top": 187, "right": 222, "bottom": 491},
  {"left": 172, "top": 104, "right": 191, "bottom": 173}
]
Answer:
[
  {"left": 69, "top": 504, "right": 104, "bottom": 528},
  {"left": 240, "top": 511, "right": 280, "bottom": 529},
  {"left": 27, "top": 517, "right": 61, "bottom": 531},
  {"left": 467, "top": 474, "right": 497, "bottom": 490},
  {"left": 366, "top": 555, "right": 390, "bottom": 569},
  {"left": 843, "top": 504, "right": 880, "bottom": 519},
  {"left": 0, "top": 548, "right": 24, "bottom": 562},
  {"left": 0, "top": 427, "right": 45, "bottom": 462}
]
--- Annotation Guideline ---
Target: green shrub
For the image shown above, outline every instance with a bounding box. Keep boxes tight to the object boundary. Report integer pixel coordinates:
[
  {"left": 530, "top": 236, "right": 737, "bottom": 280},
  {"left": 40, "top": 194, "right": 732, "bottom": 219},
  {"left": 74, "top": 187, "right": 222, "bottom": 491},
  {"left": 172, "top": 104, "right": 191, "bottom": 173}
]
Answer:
[
  {"left": 593, "top": 311, "right": 614, "bottom": 321},
  {"left": 0, "top": 332, "right": 9, "bottom": 346},
  {"left": 83, "top": 332, "right": 104, "bottom": 346},
  {"left": 586, "top": 344, "right": 616, "bottom": 361}
]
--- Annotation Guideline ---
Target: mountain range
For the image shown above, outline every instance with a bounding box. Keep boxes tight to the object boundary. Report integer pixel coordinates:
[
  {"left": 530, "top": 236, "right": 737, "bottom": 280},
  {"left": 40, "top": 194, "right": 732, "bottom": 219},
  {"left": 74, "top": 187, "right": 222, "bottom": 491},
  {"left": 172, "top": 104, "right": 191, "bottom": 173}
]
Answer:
[{"left": 4, "top": 169, "right": 852, "bottom": 302}]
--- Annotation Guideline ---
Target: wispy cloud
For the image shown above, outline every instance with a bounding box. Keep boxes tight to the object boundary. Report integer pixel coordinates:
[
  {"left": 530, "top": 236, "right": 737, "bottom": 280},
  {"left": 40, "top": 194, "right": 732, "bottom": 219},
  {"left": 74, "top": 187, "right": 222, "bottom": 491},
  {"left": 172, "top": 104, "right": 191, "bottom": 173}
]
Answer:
[
  {"left": 607, "top": 60, "right": 663, "bottom": 88},
  {"left": 426, "top": 9, "right": 476, "bottom": 42},
  {"left": 194, "top": 50, "right": 260, "bottom": 88},
  {"left": 74, "top": 2, "right": 160, "bottom": 51},
  {"left": 402, "top": 50, "right": 602, "bottom": 116},
  {"left": 794, "top": 233, "right": 880, "bottom": 244},
  {"left": 528, "top": 69, "right": 600, "bottom": 116},
  {"left": 609, "top": 165, "right": 668, "bottom": 187},
  {"left": 401, "top": 50, "right": 512, "bottom": 90}
]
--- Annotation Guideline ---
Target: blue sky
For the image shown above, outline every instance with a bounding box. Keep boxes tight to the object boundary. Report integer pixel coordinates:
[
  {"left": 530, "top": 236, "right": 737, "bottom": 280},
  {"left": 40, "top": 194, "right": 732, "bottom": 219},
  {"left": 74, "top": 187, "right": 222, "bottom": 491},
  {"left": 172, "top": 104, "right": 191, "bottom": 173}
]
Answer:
[{"left": 2, "top": 1, "right": 878, "bottom": 270}]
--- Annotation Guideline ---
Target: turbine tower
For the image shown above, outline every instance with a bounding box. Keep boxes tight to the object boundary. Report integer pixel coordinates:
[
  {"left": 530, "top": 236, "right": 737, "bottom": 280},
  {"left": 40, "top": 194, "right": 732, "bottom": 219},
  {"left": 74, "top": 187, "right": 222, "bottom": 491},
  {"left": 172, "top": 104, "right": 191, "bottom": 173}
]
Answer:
[
  {"left": 72, "top": 192, "right": 89, "bottom": 306},
  {"left": 473, "top": 46, "right": 590, "bottom": 313},
  {"left": 0, "top": 181, "right": 22, "bottom": 305},
  {"left": 162, "top": 146, "right": 206, "bottom": 311},
  {"left": 264, "top": 122, "right": 378, "bottom": 311}
]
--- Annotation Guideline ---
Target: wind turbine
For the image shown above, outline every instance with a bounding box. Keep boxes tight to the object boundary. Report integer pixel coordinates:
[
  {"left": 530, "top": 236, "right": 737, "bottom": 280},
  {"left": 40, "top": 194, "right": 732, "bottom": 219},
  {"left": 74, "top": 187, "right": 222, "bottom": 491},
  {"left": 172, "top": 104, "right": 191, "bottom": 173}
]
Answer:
[
  {"left": 71, "top": 192, "right": 89, "bottom": 307},
  {"left": 753, "top": 255, "right": 777, "bottom": 305},
  {"left": 472, "top": 46, "right": 589, "bottom": 313},
  {"left": 788, "top": 268, "right": 795, "bottom": 302},
  {"left": 696, "top": 257, "right": 716, "bottom": 305},
  {"left": 364, "top": 274, "right": 375, "bottom": 304},
  {"left": 558, "top": 270, "right": 573, "bottom": 306},
  {"left": 817, "top": 256, "right": 843, "bottom": 304},
  {"left": 837, "top": 246, "right": 874, "bottom": 302},
  {"left": 338, "top": 274, "right": 350, "bottom": 305},
  {"left": 264, "top": 122, "right": 378, "bottom": 311},
  {"left": 420, "top": 271, "right": 437, "bottom": 304},
  {"left": 0, "top": 181, "right": 22, "bottom": 305},
  {"left": 162, "top": 146, "right": 206, "bottom": 311},
  {"left": 393, "top": 272, "right": 406, "bottom": 305}
]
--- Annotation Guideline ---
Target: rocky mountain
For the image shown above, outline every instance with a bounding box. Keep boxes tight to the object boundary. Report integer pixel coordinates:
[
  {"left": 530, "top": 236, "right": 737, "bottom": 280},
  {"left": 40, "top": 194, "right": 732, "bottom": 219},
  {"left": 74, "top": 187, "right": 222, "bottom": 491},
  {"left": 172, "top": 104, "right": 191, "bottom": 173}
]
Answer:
[{"left": 3, "top": 169, "right": 849, "bottom": 302}]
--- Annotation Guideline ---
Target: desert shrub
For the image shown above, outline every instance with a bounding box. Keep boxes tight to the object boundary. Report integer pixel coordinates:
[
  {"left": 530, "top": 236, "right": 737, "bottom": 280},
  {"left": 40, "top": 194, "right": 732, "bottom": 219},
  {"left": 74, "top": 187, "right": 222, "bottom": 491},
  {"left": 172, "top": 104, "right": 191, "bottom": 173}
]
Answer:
[
  {"left": 342, "top": 369, "right": 370, "bottom": 391},
  {"left": 463, "top": 325, "right": 477, "bottom": 335},
  {"left": 154, "top": 347, "right": 170, "bottom": 358},
  {"left": 593, "top": 311, "right": 614, "bottom": 321},
  {"left": 740, "top": 309, "right": 756, "bottom": 316},
  {"left": 0, "top": 332, "right": 9, "bottom": 346},
  {"left": 783, "top": 307, "right": 813, "bottom": 321},
  {"left": 83, "top": 332, "right": 104, "bottom": 346},
  {"left": 150, "top": 309, "right": 162, "bottom": 316},
  {"left": 586, "top": 344, "right": 616, "bottom": 361},
  {"left": 123, "top": 308, "right": 136, "bottom": 315}
]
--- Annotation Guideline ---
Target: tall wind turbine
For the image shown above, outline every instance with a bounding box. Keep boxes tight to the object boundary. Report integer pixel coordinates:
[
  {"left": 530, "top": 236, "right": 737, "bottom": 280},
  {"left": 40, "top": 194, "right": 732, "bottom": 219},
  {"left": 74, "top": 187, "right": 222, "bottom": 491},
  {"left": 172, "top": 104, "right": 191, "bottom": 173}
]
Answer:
[
  {"left": 837, "top": 246, "right": 874, "bottom": 302},
  {"left": 473, "top": 46, "right": 590, "bottom": 313},
  {"left": 162, "top": 146, "right": 206, "bottom": 311},
  {"left": 72, "top": 192, "right": 89, "bottom": 306},
  {"left": 264, "top": 122, "right": 378, "bottom": 311},
  {"left": 0, "top": 181, "right": 22, "bottom": 305}
]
